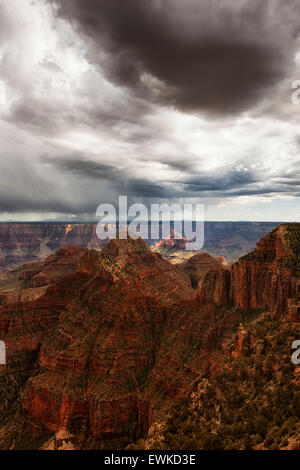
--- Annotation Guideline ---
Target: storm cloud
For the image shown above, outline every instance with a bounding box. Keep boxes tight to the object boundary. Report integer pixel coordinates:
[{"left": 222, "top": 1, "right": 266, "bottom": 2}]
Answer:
[
  {"left": 0, "top": 0, "right": 300, "bottom": 222},
  {"left": 53, "top": 0, "right": 299, "bottom": 115}
]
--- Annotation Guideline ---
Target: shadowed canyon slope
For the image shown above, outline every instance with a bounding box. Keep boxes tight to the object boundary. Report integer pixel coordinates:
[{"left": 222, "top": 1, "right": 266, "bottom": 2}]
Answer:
[
  {"left": 179, "top": 252, "right": 227, "bottom": 288},
  {"left": 0, "top": 225, "right": 299, "bottom": 450}
]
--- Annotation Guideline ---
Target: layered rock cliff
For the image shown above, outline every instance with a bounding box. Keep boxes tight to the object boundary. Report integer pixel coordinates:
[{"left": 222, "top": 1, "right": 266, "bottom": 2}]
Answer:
[
  {"left": 0, "top": 225, "right": 299, "bottom": 450},
  {"left": 0, "top": 223, "right": 103, "bottom": 273},
  {"left": 0, "top": 238, "right": 195, "bottom": 448},
  {"left": 180, "top": 252, "right": 227, "bottom": 288},
  {"left": 0, "top": 222, "right": 278, "bottom": 272},
  {"left": 198, "top": 224, "right": 300, "bottom": 318},
  {"left": 143, "top": 225, "right": 300, "bottom": 451}
]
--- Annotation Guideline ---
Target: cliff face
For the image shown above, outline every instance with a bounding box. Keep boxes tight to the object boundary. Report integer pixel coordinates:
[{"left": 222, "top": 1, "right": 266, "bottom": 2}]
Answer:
[
  {"left": 153, "top": 230, "right": 189, "bottom": 253},
  {"left": 180, "top": 252, "right": 227, "bottom": 288},
  {"left": 198, "top": 269, "right": 231, "bottom": 306},
  {"left": 0, "top": 223, "right": 103, "bottom": 273},
  {"left": 199, "top": 225, "right": 300, "bottom": 318},
  {"left": 0, "top": 238, "right": 195, "bottom": 448},
  {"left": 144, "top": 225, "right": 300, "bottom": 451},
  {"left": 0, "top": 225, "right": 299, "bottom": 450}
]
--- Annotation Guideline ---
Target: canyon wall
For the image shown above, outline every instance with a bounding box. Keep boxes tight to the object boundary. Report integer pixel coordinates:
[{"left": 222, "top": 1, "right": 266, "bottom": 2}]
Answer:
[
  {"left": 0, "top": 222, "right": 278, "bottom": 272},
  {"left": 199, "top": 224, "right": 300, "bottom": 319},
  {"left": 0, "top": 224, "right": 299, "bottom": 449}
]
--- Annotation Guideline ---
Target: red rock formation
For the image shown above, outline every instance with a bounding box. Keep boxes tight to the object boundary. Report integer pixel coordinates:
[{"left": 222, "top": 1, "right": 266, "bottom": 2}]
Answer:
[
  {"left": 0, "top": 286, "right": 49, "bottom": 305},
  {"left": 0, "top": 225, "right": 299, "bottom": 449},
  {"left": 0, "top": 223, "right": 103, "bottom": 273},
  {"left": 198, "top": 269, "right": 231, "bottom": 306},
  {"left": 0, "top": 238, "right": 195, "bottom": 446},
  {"left": 19, "top": 246, "right": 88, "bottom": 288},
  {"left": 180, "top": 252, "right": 227, "bottom": 288},
  {"left": 198, "top": 224, "right": 300, "bottom": 315},
  {"left": 0, "top": 222, "right": 279, "bottom": 272},
  {"left": 153, "top": 230, "right": 190, "bottom": 252}
]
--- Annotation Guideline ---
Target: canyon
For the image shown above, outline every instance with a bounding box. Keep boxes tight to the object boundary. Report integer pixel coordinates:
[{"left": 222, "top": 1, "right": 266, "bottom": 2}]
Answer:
[
  {"left": 0, "top": 224, "right": 299, "bottom": 450},
  {"left": 0, "top": 222, "right": 278, "bottom": 273}
]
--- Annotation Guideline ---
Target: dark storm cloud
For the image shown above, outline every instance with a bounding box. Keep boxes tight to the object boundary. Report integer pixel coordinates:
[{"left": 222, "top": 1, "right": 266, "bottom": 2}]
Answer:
[
  {"left": 2, "top": 148, "right": 300, "bottom": 218},
  {"left": 125, "top": 180, "right": 172, "bottom": 199},
  {"left": 6, "top": 81, "right": 152, "bottom": 138},
  {"left": 161, "top": 159, "right": 196, "bottom": 173},
  {"left": 42, "top": 154, "right": 172, "bottom": 199},
  {"left": 41, "top": 154, "right": 300, "bottom": 203},
  {"left": 42, "top": 155, "right": 121, "bottom": 181},
  {"left": 182, "top": 170, "right": 300, "bottom": 198},
  {"left": 6, "top": 98, "right": 63, "bottom": 135},
  {"left": 183, "top": 168, "right": 259, "bottom": 192},
  {"left": 53, "top": 0, "right": 300, "bottom": 115},
  {"left": 1, "top": 0, "right": 300, "bottom": 222},
  {"left": 0, "top": 195, "right": 74, "bottom": 213},
  {"left": 276, "top": 178, "right": 300, "bottom": 186}
]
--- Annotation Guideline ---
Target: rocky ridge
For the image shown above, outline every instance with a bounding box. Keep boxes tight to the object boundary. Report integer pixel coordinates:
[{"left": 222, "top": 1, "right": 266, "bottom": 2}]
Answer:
[
  {"left": 0, "top": 222, "right": 278, "bottom": 272},
  {"left": 0, "top": 225, "right": 299, "bottom": 450}
]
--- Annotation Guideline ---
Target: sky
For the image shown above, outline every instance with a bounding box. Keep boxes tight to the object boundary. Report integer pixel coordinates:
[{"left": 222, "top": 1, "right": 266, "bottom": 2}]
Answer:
[{"left": 1, "top": 0, "right": 300, "bottom": 222}]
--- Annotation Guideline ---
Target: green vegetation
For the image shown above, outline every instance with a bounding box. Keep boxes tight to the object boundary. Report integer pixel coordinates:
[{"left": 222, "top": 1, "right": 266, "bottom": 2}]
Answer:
[{"left": 155, "top": 317, "right": 300, "bottom": 450}]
